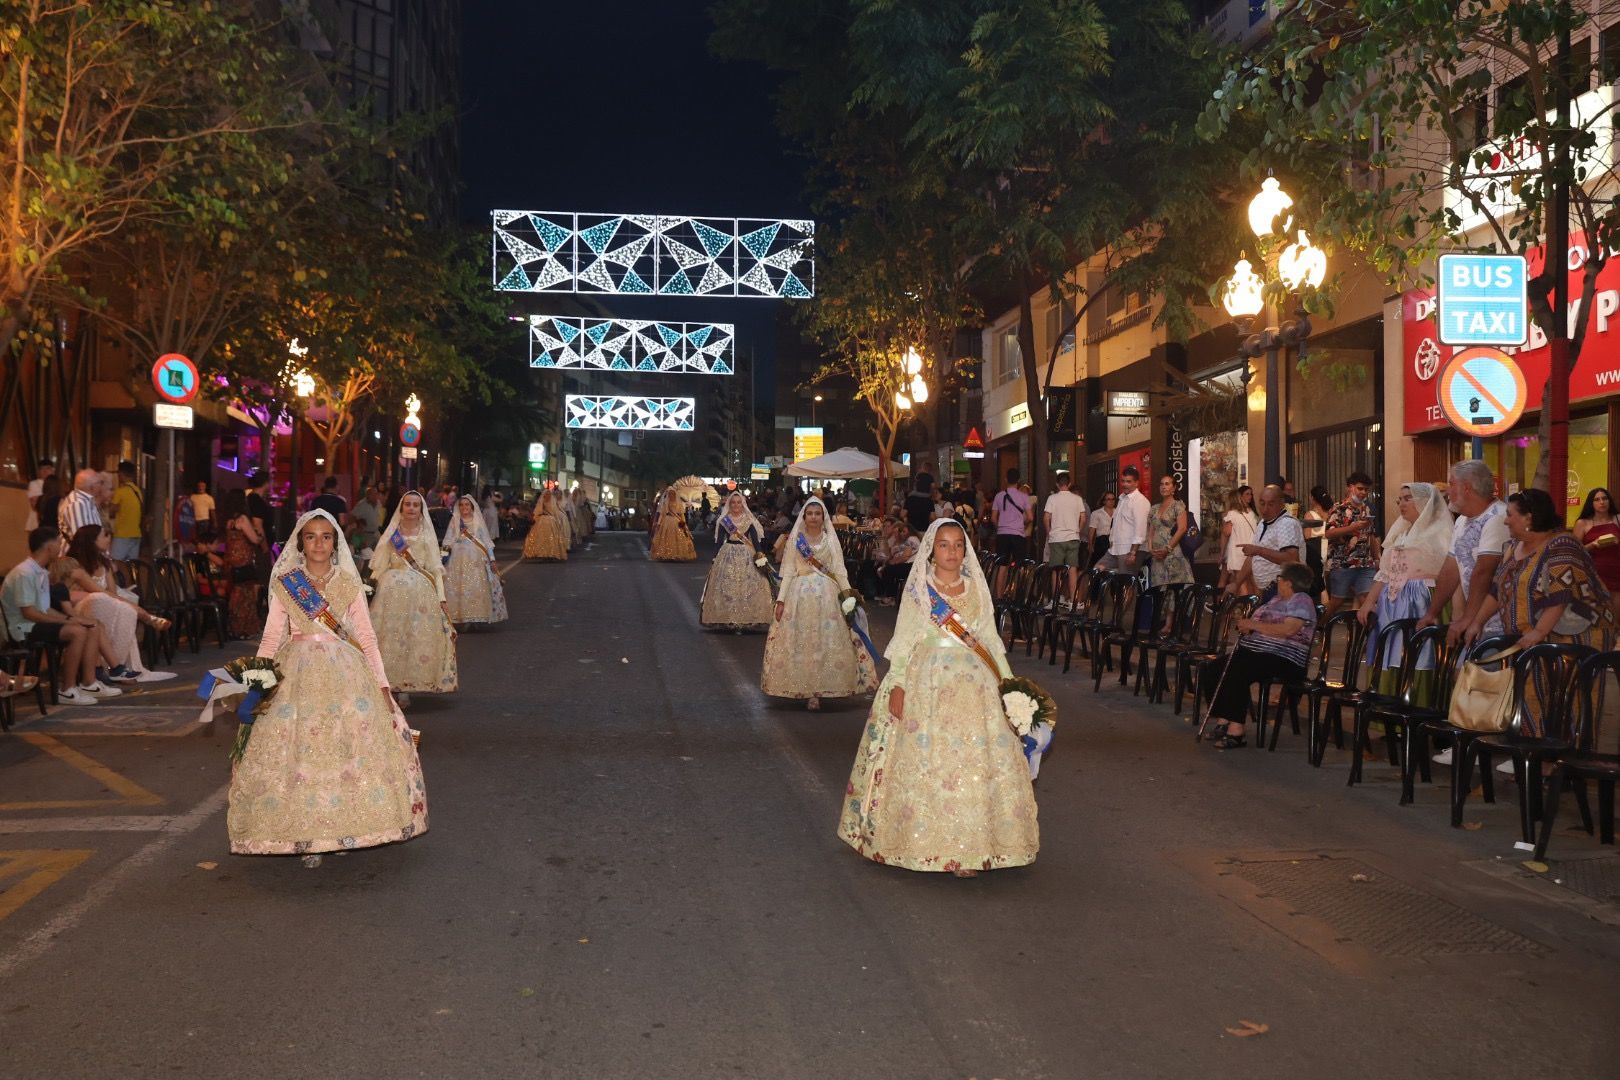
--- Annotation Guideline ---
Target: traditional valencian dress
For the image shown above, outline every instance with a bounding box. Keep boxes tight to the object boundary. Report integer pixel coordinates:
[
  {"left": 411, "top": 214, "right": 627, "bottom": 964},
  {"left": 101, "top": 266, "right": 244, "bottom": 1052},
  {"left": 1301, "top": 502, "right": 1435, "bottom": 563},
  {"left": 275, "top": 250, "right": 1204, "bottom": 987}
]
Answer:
[
  {"left": 369, "top": 494, "right": 458, "bottom": 694},
  {"left": 228, "top": 510, "right": 427, "bottom": 856},
  {"left": 701, "top": 500, "right": 775, "bottom": 630},
  {"left": 442, "top": 496, "right": 508, "bottom": 626},
  {"left": 650, "top": 491, "right": 697, "bottom": 562},
  {"left": 760, "top": 497, "right": 878, "bottom": 701},
  {"left": 839, "top": 519, "right": 1039, "bottom": 872},
  {"left": 522, "top": 491, "right": 569, "bottom": 561}
]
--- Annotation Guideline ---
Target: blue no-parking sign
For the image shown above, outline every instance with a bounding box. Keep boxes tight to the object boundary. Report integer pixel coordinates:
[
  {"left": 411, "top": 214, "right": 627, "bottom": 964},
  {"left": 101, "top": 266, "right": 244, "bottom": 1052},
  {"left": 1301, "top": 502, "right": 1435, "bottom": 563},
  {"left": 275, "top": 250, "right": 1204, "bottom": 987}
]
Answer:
[{"left": 1436, "top": 253, "right": 1528, "bottom": 346}]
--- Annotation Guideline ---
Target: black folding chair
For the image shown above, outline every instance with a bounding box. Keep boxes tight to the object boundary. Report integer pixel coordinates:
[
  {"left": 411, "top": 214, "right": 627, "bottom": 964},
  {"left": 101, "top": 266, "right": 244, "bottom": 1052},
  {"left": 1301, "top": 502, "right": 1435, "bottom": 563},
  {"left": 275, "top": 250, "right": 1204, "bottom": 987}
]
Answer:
[{"left": 1533, "top": 650, "right": 1620, "bottom": 860}]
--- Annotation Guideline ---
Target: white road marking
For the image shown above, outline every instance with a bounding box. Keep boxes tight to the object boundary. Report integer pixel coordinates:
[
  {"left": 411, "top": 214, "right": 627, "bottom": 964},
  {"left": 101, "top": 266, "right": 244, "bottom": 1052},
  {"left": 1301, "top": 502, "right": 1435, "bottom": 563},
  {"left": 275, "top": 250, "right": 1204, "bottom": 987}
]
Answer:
[
  {"left": 0, "top": 816, "right": 184, "bottom": 833},
  {"left": 0, "top": 784, "right": 229, "bottom": 980}
]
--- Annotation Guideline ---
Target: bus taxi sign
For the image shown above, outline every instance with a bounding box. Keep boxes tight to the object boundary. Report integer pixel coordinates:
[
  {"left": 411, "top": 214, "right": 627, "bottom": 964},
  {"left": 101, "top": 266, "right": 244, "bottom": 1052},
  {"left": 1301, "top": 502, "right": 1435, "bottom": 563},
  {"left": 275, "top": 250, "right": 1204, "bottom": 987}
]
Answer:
[{"left": 1436, "top": 253, "right": 1528, "bottom": 346}]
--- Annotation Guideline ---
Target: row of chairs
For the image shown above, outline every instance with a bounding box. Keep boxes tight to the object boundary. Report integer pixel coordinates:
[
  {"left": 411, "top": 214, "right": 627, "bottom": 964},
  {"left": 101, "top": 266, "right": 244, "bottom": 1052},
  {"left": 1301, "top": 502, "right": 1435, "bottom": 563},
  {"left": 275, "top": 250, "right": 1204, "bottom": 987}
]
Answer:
[
  {"left": 976, "top": 557, "right": 1619, "bottom": 864},
  {"left": 0, "top": 555, "right": 234, "bottom": 732}
]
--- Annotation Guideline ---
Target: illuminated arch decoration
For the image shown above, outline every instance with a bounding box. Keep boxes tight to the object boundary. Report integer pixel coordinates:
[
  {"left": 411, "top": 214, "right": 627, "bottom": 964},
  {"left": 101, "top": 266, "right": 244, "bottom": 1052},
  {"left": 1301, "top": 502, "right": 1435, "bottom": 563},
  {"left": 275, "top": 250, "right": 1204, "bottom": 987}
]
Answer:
[
  {"left": 530, "top": 317, "right": 734, "bottom": 374},
  {"left": 565, "top": 395, "right": 695, "bottom": 431},
  {"left": 492, "top": 211, "right": 814, "bottom": 298}
]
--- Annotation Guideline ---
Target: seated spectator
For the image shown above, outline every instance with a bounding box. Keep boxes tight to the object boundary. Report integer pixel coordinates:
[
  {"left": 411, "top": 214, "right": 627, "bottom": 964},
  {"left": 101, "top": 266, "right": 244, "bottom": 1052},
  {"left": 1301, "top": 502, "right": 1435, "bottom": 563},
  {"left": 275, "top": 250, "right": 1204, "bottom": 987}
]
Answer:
[
  {"left": 1203, "top": 562, "right": 1318, "bottom": 750},
  {"left": 1, "top": 527, "right": 120, "bottom": 705},
  {"left": 875, "top": 526, "right": 920, "bottom": 605}
]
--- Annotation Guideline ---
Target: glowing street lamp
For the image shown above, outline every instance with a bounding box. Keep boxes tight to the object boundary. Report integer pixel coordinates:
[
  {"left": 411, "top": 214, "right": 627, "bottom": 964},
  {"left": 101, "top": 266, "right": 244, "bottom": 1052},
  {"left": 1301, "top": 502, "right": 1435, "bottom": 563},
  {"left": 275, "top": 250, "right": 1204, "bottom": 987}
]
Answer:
[
  {"left": 1215, "top": 177, "right": 1323, "bottom": 487},
  {"left": 293, "top": 369, "right": 316, "bottom": 398}
]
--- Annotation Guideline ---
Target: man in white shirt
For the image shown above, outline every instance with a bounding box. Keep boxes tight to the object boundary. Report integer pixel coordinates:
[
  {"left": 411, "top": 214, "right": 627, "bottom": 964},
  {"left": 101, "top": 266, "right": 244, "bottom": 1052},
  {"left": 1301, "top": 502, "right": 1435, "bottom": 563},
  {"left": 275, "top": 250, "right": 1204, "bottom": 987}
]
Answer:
[
  {"left": 1420, "top": 459, "right": 1510, "bottom": 645},
  {"left": 24, "top": 457, "right": 54, "bottom": 536},
  {"left": 58, "top": 468, "right": 104, "bottom": 540},
  {"left": 1101, "top": 466, "right": 1150, "bottom": 571},
  {"left": 1042, "top": 471, "right": 1088, "bottom": 600},
  {"left": 1232, "top": 484, "right": 1303, "bottom": 599}
]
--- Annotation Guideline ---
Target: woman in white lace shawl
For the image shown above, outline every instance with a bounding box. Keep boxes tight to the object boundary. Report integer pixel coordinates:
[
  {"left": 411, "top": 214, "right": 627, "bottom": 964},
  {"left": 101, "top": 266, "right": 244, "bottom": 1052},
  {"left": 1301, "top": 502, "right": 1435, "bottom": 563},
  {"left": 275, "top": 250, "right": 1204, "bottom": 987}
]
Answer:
[
  {"left": 700, "top": 492, "right": 774, "bottom": 630},
  {"left": 369, "top": 490, "right": 458, "bottom": 702},
  {"left": 759, "top": 496, "right": 877, "bottom": 709},
  {"left": 838, "top": 518, "right": 1038, "bottom": 875},
  {"left": 442, "top": 494, "right": 508, "bottom": 626},
  {"left": 229, "top": 509, "right": 427, "bottom": 864}
]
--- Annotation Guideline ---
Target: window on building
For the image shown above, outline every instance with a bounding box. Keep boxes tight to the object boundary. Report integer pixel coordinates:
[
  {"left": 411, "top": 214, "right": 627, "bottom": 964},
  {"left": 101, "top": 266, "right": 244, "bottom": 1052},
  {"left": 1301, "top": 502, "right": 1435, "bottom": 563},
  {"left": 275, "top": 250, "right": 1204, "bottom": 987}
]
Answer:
[
  {"left": 1044, "top": 298, "right": 1077, "bottom": 357},
  {"left": 997, "top": 326, "right": 1022, "bottom": 386},
  {"left": 1494, "top": 71, "right": 1532, "bottom": 134},
  {"left": 1602, "top": 21, "right": 1620, "bottom": 84},
  {"left": 1106, "top": 286, "right": 1145, "bottom": 321},
  {"left": 1448, "top": 95, "right": 1488, "bottom": 166}
]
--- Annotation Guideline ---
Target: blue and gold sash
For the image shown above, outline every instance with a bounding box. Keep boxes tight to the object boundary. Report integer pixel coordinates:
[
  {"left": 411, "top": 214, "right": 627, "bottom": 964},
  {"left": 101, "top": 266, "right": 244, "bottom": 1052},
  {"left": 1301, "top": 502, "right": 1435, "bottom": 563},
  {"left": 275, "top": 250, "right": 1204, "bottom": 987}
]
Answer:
[
  {"left": 279, "top": 569, "right": 361, "bottom": 651},
  {"left": 723, "top": 515, "right": 779, "bottom": 584},
  {"left": 796, "top": 532, "right": 878, "bottom": 658},
  {"left": 390, "top": 528, "right": 438, "bottom": 585},
  {"left": 924, "top": 581, "right": 1001, "bottom": 678},
  {"left": 457, "top": 520, "right": 493, "bottom": 562}
]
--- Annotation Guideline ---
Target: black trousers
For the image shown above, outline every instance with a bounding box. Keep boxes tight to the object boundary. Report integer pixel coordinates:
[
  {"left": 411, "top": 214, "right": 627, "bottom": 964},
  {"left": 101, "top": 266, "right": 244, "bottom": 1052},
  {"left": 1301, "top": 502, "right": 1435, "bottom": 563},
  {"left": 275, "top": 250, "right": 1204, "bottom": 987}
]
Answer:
[{"left": 1210, "top": 647, "right": 1304, "bottom": 725}]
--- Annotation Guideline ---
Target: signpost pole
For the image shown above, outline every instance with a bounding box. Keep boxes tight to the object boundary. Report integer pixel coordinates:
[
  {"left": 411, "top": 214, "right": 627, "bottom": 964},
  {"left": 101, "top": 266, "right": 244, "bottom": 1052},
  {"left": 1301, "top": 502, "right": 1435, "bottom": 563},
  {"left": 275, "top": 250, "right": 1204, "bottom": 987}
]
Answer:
[
  {"left": 1471, "top": 436, "right": 1484, "bottom": 461},
  {"left": 166, "top": 428, "right": 176, "bottom": 555}
]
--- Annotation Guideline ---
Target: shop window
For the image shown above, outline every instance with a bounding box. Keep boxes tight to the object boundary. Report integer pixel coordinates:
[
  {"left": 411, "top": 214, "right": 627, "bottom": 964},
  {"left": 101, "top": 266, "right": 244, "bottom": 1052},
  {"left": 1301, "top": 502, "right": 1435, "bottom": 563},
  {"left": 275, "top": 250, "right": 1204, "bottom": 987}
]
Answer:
[
  {"left": 997, "top": 326, "right": 1022, "bottom": 386},
  {"left": 1045, "top": 298, "right": 1076, "bottom": 357},
  {"left": 1289, "top": 421, "right": 1384, "bottom": 517},
  {"left": 1488, "top": 412, "right": 1610, "bottom": 527}
]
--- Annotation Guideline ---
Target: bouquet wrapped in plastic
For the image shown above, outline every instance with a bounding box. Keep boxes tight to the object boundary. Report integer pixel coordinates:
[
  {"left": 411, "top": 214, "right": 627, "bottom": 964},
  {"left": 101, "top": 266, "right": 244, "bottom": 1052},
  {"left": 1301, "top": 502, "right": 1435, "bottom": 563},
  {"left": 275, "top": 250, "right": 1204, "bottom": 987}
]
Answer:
[
  {"left": 1000, "top": 675, "right": 1057, "bottom": 781},
  {"left": 197, "top": 656, "right": 284, "bottom": 764}
]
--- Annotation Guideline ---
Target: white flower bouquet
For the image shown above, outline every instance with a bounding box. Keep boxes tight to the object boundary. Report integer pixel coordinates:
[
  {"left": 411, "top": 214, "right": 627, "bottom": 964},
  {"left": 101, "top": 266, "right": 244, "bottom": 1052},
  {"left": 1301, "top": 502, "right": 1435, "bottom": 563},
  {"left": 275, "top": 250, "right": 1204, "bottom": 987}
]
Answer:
[
  {"left": 999, "top": 676, "right": 1057, "bottom": 781},
  {"left": 755, "top": 554, "right": 769, "bottom": 569}
]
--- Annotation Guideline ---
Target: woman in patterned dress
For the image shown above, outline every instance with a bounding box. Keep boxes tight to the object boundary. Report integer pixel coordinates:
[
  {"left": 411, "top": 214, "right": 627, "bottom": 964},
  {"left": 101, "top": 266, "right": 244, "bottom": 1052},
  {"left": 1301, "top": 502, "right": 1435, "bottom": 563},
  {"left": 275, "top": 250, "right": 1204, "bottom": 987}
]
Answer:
[
  {"left": 760, "top": 496, "right": 877, "bottom": 710},
  {"left": 649, "top": 488, "right": 697, "bottom": 562},
  {"left": 228, "top": 509, "right": 427, "bottom": 866},
  {"left": 1148, "top": 475, "right": 1194, "bottom": 586},
  {"left": 220, "top": 488, "right": 265, "bottom": 638},
  {"left": 522, "top": 489, "right": 568, "bottom": 562},
  {"left": 369, "top": 490, "right": 458, "bottom": 704},
  {"left": 838, "top": 518, "right": 1038, "bottom": 875},
  {"left": 701, "top": 492, "right": 774, "bottom": 631},
  {"left": 442, "top": 495, "right": 508, "bottom": 627}
]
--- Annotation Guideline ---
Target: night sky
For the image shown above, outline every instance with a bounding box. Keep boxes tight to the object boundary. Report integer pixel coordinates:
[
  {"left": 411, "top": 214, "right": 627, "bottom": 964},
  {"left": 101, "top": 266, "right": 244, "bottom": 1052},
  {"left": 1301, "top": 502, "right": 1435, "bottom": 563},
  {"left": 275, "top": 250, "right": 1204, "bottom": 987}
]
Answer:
[{"left": 459, "top": 1, "right": 811, "bottom": 407}]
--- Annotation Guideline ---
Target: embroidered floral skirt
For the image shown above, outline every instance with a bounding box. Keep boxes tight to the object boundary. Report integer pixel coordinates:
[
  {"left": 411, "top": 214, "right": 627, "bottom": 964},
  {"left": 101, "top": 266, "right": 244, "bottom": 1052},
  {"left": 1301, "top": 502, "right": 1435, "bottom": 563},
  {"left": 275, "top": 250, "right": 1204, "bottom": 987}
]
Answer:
[
  {"left": 522, "top": 516, "right": 568, "bottom": 561},
  {"left": 760, "top": 574, "right": 877, "bottom": 699},
  {"left": 370, "top": 568, "right": 458, "bottom": 693},
  {"left": 650, "top": 517, "right": 696, "bottom": 561},
  {"left": 839, "top": 635, "right": 1038, "bottom": 872},
  {"left": 700, "top": 543, "right": 774, "bottom": 629},
  {"left": 228, "top": 637, "right": 428, "bottom": 855},
  {"left": 444, "top": 545, "right": 506, "bottom": 625}
]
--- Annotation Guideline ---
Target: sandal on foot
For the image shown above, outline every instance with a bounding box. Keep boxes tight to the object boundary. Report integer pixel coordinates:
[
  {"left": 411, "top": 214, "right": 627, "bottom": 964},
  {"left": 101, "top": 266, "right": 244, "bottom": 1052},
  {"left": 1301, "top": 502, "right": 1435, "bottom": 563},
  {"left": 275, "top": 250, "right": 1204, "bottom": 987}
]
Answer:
[{"left": 1212, "top": 733, "right": 1247, "bottom": 750}]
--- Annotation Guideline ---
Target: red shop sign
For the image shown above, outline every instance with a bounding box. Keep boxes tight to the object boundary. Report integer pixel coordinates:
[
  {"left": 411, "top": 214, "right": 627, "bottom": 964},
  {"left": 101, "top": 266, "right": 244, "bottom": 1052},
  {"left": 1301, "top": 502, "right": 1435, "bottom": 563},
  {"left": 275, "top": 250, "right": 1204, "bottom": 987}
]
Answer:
[{"left": 1403, "top": 232, "right": 1620, "bottom": 435}]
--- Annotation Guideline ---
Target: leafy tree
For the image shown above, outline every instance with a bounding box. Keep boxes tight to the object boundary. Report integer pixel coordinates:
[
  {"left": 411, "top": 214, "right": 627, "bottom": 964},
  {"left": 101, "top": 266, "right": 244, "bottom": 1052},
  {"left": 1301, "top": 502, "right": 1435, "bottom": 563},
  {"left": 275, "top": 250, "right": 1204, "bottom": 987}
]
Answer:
[
  {"left": 0, "top": 1, "right": 287, "bottom": 354},
  {"left": 1201, "top": 0, "right": 1608, "bottom": 491}
]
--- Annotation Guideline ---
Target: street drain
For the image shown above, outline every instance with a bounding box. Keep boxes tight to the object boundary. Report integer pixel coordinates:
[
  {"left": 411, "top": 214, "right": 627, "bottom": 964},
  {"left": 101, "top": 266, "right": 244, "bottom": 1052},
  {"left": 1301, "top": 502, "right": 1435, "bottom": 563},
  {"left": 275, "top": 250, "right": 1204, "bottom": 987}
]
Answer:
[
  {"left": 1547, "top": 854, "right": 1620, "bottom": 906},
  {"left": 1225, "top": 855, "right": 1543, "bottom": 958}
]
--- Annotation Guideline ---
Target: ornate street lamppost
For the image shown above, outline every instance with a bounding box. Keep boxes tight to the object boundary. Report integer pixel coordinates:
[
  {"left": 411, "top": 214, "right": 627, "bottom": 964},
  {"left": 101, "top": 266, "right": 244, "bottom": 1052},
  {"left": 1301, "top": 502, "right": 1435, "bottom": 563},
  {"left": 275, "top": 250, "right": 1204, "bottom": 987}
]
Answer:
[{"left": 1218, "top": 176, "right": 1327, "bottom": 487}]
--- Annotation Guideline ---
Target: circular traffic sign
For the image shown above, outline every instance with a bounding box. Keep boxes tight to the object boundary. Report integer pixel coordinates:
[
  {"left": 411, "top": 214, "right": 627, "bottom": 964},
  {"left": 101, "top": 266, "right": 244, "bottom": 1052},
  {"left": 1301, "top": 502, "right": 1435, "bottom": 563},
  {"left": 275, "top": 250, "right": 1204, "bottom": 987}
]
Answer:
[
  {"left": 1437, "top": 346, "right": 1527, "bottom": 438},
  {"left": 399, "top": 422, "right": 421, "bottom": 447},
  {"left": 151, "top": 353, "right": 199, "bottom": 404}
]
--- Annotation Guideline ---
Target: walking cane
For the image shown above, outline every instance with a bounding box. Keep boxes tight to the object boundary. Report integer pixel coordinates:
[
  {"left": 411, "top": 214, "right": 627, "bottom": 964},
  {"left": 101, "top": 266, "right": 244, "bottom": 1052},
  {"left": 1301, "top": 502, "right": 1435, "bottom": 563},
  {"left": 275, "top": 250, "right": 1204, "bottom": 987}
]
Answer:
[{"left": 1195, "top": 632, "right": 1244, "bottom": 742}]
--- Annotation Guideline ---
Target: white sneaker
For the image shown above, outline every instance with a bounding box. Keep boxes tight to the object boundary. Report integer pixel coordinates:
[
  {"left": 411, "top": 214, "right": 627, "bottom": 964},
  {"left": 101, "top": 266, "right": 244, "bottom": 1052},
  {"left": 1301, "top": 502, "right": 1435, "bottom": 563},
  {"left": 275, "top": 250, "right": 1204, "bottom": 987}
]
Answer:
[
  {"left": 58, "top": 686, "right": 99, "bottom": 705},
  {"left": 1432, "top": 748, "right": 1453, "bottom": 765},
  {"left": 134, "top": 670, "right": 177, "bottom": 682},
  {"left": 81, "top": 681, "right": 123, "bottom": 698}
]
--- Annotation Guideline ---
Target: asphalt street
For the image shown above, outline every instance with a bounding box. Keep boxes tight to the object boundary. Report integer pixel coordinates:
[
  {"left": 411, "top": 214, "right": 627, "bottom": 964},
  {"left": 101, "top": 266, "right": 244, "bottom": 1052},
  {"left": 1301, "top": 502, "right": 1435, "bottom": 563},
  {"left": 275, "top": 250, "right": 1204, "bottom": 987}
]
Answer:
[{"left": 1, "top": 529, "right": 1617, "bottom": 1079}]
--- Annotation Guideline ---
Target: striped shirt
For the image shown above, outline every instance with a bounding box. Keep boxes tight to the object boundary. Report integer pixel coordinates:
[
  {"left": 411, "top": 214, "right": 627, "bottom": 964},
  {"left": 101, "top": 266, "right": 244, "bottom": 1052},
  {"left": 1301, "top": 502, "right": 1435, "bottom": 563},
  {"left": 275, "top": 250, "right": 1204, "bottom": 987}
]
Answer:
[
  {"left": 58, "top": 488, "right": 102, "bottom": 539},
  {"left": 1241, "top": 592, "right": 1317, "bottom": 667}
]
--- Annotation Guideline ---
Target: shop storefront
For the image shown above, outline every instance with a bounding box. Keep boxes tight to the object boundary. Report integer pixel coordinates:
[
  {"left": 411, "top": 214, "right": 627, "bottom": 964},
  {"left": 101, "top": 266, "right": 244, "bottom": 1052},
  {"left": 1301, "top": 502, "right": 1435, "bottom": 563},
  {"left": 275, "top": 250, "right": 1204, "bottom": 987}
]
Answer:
[
  {"left": 983, "top": 397, "right": 1033, "bottom": 489},
  {"left": 1401, "top": 236, "right": 1620, "bottom": 524},
  {"left": 1286, "top": 316, "right": 1384, "bottom": 508}
]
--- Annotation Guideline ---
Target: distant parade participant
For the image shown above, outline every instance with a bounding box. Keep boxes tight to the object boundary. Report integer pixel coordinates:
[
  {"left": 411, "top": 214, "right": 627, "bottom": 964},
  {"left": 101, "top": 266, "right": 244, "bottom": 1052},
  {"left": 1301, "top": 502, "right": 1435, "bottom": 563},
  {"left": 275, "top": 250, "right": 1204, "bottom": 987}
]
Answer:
[
  {"left": 369, "top": 490, "right": 458, "bottom": 705},
  {"left": 650, "top": 488, "right": 696, "bottom": 562},
  {"left": 572, "top": 488, "right": 595, "bottom": 544},
  {"left": 522, "top": 489, "right": 569, "bottom": 562},
  {"left": 557, "top": 485, "right": 577, "bottom": 550},
  {"left": 229, "top": 509, "right": 427, "bottom": 866},
  {"left": 442, "top": 495, "right": 508, "bottom": 627},
  {"left": 760, "top": 496, "right": 877, "bottom": 710},
  {"left": 701, "top": 491, "right": 774, "bottom": 631},
  {"left": 839, "top": 518, "right": 1039, "bottom": 876}
]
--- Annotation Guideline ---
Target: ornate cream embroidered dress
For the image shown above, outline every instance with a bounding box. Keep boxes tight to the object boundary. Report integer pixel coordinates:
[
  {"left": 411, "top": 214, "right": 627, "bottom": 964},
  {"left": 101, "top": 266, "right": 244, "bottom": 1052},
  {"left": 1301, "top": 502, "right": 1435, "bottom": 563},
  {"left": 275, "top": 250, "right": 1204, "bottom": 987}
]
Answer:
[
  {"left": 228, "top": 510, "right": 428, "bottom": 856},
  {"left": 701, "top": 500, "right": 774, "bottom": 629},
  {"left": 443, "top": 497, "right": 507, "bottom": 625},
  {"left": 522, "top": 491, "right": 568, "bottom": 562},
  {"left": 839, "top": 519, "right": 1039, "bottom": 872},
  {"left": 760, "top": 497, "right": 878, "bottom": 699},
  {"left": 650, "top": 490, "right": 697, "bottom": 562},
  {"left": 369, "top": 497, "right": 458, "bottom": 693}
]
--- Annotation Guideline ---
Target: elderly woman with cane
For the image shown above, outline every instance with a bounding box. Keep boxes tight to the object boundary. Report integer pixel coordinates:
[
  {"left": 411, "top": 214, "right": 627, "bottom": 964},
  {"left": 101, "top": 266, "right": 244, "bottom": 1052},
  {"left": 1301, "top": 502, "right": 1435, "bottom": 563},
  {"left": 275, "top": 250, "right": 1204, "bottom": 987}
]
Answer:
[{"left": 1201, "top": 562, "right": 1318, "bottom": 750}]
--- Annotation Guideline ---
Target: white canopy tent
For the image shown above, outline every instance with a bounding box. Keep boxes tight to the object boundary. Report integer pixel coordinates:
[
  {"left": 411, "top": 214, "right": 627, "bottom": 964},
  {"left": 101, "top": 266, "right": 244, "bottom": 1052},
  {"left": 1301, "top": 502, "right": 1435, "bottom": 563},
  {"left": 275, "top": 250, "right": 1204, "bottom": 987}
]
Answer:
[{"left": 784, "top": 446, "right": 908, "bottom": 480}]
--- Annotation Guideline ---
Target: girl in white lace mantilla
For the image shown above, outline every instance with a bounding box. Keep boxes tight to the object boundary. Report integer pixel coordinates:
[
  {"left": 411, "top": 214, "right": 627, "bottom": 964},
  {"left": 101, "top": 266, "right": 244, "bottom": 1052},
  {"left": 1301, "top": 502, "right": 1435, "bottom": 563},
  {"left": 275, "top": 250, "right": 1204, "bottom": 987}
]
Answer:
[
  {"left": 838, "top": 518, "right": 1038, "bottom": 875},
  {"left": 369, "top": 490, "right": 458, "bottom": 697}
]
